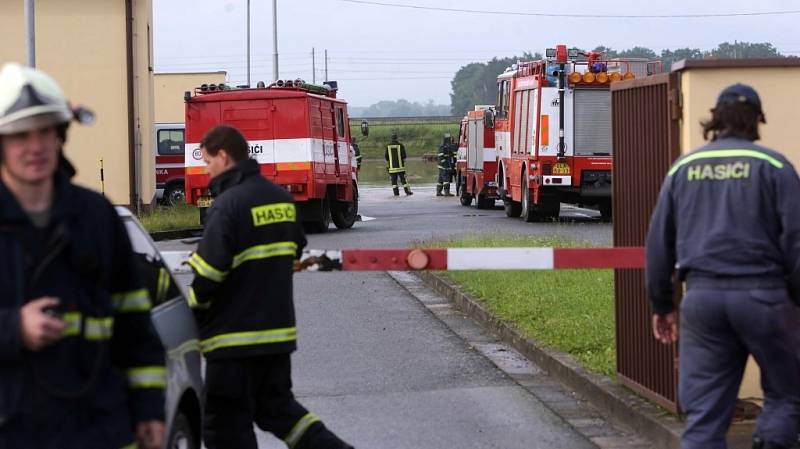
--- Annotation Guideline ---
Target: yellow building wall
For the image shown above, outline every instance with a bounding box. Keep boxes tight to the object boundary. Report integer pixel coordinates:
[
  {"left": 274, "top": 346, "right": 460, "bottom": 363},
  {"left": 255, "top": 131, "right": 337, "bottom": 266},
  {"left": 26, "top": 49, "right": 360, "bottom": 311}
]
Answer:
[
  {"left": 0, "top": 0, "right": 155, "bottom": 207},
  {"left": 155, "top": 72, "right": 226, "bottom": 124},
  {"left": 680, "top": 67, "right": 800, "bottom": 170},
  {"left": 679, "top": 66, "right": 800, "bottom": 403}
]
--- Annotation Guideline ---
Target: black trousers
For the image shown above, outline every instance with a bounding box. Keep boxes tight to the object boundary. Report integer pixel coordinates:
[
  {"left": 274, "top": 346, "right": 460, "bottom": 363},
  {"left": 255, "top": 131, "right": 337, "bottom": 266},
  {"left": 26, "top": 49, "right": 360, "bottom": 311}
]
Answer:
[
  {"left": 679, "top": 287, "right": 800, "bottom": 449},
  {"left": 389, "top": 172, "right": 408, "bottom": 191},
  {"left": 203, "top": 354, "right": 350, "bottom": 449}
]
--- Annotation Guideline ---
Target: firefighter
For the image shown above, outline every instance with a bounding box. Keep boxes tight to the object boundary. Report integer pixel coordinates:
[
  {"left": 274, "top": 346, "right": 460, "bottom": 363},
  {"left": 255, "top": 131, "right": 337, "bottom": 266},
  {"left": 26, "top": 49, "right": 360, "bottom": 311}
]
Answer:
[
  {"left": 385, "top": 132, "right": 413, "bottom": 196},
  {"left": 646, "top": 84, "right": 800, "bottom": 449},
  {"left": 0, "top": 63, "right": 165, "bottom": 448},
  {"left": 436, "top": 134, "right": 455, "bottom": 196},
  {"left": 187, "top": 124, "right": 353, "bottom": 449},
  {"left": 351, "top": 136, "right": 362, "bottom": 170}
]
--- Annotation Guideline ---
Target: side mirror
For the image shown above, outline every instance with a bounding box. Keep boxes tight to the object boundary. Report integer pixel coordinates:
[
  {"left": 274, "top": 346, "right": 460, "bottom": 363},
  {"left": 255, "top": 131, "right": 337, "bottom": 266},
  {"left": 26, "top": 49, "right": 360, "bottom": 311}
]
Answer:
[
  {"left": 484, "top": 109, "right": 495, "bottom": 129},
  {"left": 360, "top": 120, "right": 369, "bottom": 137}
]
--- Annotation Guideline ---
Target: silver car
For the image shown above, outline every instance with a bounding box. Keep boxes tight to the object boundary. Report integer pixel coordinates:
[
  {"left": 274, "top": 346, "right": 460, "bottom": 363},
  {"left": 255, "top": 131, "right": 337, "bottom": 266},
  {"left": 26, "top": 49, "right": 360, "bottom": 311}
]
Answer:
[{"left": 117, "top": 207, "right": 202, "bottom": 449}]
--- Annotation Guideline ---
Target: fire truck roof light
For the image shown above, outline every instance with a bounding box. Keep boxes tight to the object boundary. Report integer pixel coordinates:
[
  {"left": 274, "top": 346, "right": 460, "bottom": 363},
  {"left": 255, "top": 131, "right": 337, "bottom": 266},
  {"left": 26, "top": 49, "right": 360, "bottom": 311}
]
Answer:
[
  {"left": 624, "top": 72, "right": 636, "bottom": 80},
  {"left": 596, "top": 72, "right": 609, "bottom": 84},
  {"left": 568, "top": 72, "right": 582, "bottom": 84},
  {"left": 583, "top": 72, "right": 596, "bottom": 83}
]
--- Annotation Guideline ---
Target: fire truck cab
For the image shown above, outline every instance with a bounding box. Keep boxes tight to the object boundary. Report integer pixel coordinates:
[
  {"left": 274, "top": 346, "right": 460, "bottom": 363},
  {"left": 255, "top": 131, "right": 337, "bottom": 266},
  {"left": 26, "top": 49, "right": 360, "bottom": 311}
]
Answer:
[
  {"left": 455, "top": 106, "right": 498, "bottom": 209},
  {"left": 154, "top": 123, "right": 186, "bottom": 206},
  {"left": 494, "top": 44, "right": 661, "bottom": 221},
  {"left": 184, "top": 80, "right": 360, "bottom": 232}
]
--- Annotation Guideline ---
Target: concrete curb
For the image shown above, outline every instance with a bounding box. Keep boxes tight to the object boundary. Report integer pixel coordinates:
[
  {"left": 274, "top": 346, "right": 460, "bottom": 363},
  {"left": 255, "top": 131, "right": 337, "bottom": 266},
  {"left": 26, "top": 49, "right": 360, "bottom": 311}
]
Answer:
[
  {"left": 415, "top": 271, "right": 685, "bottom": 449},
  {"left": 149, "top": 227, "right": 203, "bottom": 242}
]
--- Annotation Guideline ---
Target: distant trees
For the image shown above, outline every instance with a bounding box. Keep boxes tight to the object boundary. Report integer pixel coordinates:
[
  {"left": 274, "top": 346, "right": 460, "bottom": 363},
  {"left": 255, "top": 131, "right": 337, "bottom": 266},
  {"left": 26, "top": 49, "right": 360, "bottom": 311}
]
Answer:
[
  {"left": 449, "top": 42, "right": 788, "bottom": 114},
  {"left": 349, "top": 99, "right": 451, "bottom": 117}
]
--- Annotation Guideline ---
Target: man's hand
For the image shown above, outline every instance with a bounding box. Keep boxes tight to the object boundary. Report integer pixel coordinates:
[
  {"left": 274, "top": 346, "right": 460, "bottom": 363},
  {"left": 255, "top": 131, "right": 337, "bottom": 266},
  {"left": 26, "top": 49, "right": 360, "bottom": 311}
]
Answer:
[
  {"left": 20, "top": 297, "right": 66, "bottom": 351},
  {"left": 136, "top": 420, "right": 166, "bottom": 449},
  {"left": 652, "top": 312, "right": 678, "bottom": 344}
]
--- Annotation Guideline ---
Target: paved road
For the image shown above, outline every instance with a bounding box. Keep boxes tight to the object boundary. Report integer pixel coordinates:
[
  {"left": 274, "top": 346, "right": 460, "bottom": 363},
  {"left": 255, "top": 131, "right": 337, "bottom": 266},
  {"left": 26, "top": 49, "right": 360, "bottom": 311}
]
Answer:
[{"left": 162, "top": 185, "right": 613, "bottom": 448}]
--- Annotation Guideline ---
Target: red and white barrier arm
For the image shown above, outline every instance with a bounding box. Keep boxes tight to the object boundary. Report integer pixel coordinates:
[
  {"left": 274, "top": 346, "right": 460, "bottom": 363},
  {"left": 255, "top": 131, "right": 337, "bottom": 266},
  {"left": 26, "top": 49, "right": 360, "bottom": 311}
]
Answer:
[
  {"left": 297, "top": 247, "right": 645, "bottom": 272},
  {"left": 163, "top": 247, "right": 645, "bottom": 274}
]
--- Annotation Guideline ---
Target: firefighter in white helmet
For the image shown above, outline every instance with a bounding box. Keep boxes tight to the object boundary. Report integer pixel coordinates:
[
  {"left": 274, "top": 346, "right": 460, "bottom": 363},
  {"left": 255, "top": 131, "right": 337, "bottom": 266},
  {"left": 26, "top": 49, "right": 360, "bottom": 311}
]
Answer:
[{"left": 0, "top": 63, "right": 166, "bottom": 449}]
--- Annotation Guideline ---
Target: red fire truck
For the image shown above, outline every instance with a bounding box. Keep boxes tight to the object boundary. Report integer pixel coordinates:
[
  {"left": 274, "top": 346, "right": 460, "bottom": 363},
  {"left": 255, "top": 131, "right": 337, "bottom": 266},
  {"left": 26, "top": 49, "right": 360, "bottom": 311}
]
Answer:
[
  {"left": 455, "top": 106, "right": 498, "bottom": 209},
  {"left": 184, "top": 80, "right": 361, "bottom": 232},
  {"left": 155, "top": 123, "right": 186, "bottom": 206},
  {"left": 494, "top": 45, "right": 661, "bottom": 221}
]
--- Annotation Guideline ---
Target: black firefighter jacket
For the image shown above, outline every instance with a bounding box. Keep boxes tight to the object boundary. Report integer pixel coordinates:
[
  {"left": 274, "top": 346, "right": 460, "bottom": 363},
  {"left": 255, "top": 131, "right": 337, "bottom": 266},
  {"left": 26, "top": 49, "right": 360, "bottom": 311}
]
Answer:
[
  {"left": 188, "top": 159, "right": 307, "bottom": 360},
  {"left": 0, "top": 167, "right": 166, "bottom": 444}
]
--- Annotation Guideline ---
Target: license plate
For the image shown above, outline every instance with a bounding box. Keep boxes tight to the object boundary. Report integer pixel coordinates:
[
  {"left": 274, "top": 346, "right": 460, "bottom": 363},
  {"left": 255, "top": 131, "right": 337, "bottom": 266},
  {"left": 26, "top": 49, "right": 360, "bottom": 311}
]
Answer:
[
  {"left": 197, "top": 197, "right": 214, "bottom": 208},
  {"left": 552, "top": 163, "right": 571, "bottom": 175}
]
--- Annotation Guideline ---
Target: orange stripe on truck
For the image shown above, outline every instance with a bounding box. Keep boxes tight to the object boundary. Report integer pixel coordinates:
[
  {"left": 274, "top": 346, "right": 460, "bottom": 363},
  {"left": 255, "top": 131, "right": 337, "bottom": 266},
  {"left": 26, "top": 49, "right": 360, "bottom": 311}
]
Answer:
[
  {"left": 276, "top": 162, "right": 311, "bottom": 171},
  {"left": 540, "top": 115, "right": 549, "bottom": 147},
  {"left": 186, "top": 166, "right": 208, "bottom": 175}
]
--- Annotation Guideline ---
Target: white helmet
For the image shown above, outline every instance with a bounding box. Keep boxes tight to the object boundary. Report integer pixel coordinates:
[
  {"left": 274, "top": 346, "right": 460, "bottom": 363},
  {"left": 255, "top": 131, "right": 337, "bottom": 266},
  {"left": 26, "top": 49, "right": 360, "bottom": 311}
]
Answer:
[{"left": 0, "top": 63, "right": 73, "bottom": 135}]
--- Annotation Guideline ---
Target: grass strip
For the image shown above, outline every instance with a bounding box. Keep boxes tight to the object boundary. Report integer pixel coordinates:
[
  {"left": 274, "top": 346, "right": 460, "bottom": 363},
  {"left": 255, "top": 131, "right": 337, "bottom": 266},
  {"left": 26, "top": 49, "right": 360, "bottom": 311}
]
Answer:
[
  {"left": 139, "top": 203, "right": 200, "bottom": 233},
  {"left": 430, "top": 235, "right": 616, "bottom": 377}
]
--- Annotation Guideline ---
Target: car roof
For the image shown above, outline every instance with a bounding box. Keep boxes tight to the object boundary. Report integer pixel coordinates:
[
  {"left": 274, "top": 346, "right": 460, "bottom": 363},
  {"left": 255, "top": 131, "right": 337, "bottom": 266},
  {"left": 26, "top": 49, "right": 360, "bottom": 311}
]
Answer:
[{"left": 115, "top": 206, "right": 134, "bottom": 218}]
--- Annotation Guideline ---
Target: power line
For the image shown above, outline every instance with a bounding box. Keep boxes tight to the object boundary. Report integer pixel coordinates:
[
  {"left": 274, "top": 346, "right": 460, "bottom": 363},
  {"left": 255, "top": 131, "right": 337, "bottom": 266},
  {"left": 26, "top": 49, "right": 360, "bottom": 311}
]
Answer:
[{"left": 339, "top": 0, "right": 800, "bottom": 19}]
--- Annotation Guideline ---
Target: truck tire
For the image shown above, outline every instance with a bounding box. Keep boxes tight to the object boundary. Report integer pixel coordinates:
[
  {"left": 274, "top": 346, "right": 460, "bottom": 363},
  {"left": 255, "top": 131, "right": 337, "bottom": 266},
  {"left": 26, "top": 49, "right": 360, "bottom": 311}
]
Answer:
[
  {"left": 520, "top": 178, "right": 538, "bottom": 222},
  {"left": 459, "top": 178, "right": 473, "bottom": 206},
  {"left": 163, "top": 182, "right": 186, "bottom": 207},
  {"left": 477, "top": 194, "right": 494, "bottom": 210},
  {"left": 503, "top": 198, "right": 521, "bottom": 218},
  {"left": 167, "top": 412, "right": 198, "bottom": 449},
  {"left": 332, "top": 185, "right": 359, "bottom": 229},
  {"left": 305, "top": 198, "right": 331, "bottom": 233},
  {"left": 599, "top": 200, "right": 612, "bottom": 222}
]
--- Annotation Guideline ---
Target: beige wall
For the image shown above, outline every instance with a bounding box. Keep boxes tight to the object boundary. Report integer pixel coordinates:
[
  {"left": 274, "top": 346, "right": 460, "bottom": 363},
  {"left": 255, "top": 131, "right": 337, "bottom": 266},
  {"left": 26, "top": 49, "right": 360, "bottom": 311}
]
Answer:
[
  {"left": 680, "top": 67, "right": 800, "bottom": 171},
  {"left": 678, "top": 66, "right": 800, "bottom": 403},
  {"left": 133, "top": 0, "right": 156, "bottom": 207},
  {"left": 0, "top": 0, "right": 155, "bottom": 207},
  {"left": 154, "top": 72, "right": 226, "bottom": 123}
]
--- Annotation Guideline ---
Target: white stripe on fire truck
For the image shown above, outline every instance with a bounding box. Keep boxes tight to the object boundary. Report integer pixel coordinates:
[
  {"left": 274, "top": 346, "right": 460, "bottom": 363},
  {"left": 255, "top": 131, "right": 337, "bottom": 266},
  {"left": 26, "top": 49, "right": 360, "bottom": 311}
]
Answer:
[
  {"left": 185, "top": 138, "right": 350, "bottom": 168},
  {"left": 155, "top": 163, "right": 185, "bottom": 169},
  {"left": 446, "top": 248, "right": 554, "bottom": 270}
]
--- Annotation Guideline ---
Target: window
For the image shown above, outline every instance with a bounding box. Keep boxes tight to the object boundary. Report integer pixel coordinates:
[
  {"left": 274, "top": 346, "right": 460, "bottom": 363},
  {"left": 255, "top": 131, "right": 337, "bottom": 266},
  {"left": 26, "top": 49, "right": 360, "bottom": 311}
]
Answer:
[
  {"left": 336, "top": 107, "right": 345, "bottom": 137},
  {"left": 157, "top": 129, "right": 185, "bottom": 156},
  {"left": 496, "top": 80, "right": 510, "bottom": 119}
]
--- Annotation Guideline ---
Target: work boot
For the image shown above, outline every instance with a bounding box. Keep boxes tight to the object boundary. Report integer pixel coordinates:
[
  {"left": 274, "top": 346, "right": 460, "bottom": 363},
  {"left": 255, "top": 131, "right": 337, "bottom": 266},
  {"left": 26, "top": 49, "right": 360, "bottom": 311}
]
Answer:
[
  {"left": 404, "top": 186, "right": 413, "bottom": 196},
  {"left": 392, "top": 187, "right": 400, "bottom": 196},
  {"left": 436, "top": 185, "right": 443, "bottom": 196},
  {"left": 444, "top": 185, "right": 454, "bottom": 196}
]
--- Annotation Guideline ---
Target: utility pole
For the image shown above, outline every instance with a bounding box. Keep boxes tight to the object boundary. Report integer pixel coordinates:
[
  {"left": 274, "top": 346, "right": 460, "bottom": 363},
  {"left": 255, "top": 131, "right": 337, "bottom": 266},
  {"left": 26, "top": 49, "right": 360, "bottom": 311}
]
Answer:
[
  {"left": 25, "top": 0, "right": 35, "bottom": 67},
  {"left": 312, "top": 47, "right": 316, "bottom": 84},
  {"left": 247, "top": 0, "right": 251, "bottom": 86},
  {"left": 324, "top": 49, "right": 328, "bottom": 82},
  {"left": 272, "top": 0, "right": 279, "bottom": 80}
]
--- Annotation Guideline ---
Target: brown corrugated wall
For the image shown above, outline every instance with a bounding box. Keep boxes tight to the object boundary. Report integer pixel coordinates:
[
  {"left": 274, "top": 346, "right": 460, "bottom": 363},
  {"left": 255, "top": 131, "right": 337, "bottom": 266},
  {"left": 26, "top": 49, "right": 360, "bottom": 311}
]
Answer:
[{"left": 611, "top": 72, "right": 682, "bottom": 413}]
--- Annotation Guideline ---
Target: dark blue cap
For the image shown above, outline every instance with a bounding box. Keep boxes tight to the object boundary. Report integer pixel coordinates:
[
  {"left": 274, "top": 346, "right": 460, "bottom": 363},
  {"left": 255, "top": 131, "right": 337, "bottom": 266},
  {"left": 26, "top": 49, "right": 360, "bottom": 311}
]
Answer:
[{"left": 715, "top": 83, "right": 766, "bottom": 122}]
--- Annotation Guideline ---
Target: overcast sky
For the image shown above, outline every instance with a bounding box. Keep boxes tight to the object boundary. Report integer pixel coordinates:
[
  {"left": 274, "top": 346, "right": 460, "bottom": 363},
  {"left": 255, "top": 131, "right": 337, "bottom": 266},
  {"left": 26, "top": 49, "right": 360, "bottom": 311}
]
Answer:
[{"left": 153, "top": 0, "right": 800, "bottom": 107}]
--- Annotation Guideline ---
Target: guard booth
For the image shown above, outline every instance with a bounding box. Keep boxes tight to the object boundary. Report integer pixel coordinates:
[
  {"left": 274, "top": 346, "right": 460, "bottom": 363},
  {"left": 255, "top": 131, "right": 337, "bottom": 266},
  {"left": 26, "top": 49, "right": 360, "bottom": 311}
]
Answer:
[{"left": 611, "top": 59, "right": 800, "bottom": 413}]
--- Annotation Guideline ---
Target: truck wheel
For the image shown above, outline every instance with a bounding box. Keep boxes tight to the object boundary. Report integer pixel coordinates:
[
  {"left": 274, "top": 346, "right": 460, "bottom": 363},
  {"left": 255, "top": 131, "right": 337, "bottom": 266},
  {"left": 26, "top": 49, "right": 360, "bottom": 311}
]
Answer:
[
  {"left": 477, "top": 194, "right": 494, "bottom": 210},
  {"left": 459, "top": 179, "right": 473, "bottom": 206},
  {"left": 503, "top": 198, "right": 521, "bottom": 218},
  {"left": 599, "top": 200, "right": 612, "bottom": 222},
  {"left": 167, "top": 412, "right": 197, "bottom": 449},
  {"left": 163, "top": 183, "right": 186, "bottom": 207},
  {"left": 332, "top": 185, "right": 359, "bottom": 229},
  {"left": 521, "top": 178, "right": 539, "bottom": 222},
  {"left": 305, "top": 198, "right": 331, "bottom": 233}
]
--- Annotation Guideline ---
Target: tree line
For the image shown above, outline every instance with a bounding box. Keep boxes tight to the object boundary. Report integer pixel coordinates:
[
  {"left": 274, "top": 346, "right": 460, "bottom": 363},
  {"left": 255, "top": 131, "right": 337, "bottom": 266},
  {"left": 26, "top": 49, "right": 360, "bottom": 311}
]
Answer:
[{"left": 450, "top": 41, "right": 788, "bottom": 115}]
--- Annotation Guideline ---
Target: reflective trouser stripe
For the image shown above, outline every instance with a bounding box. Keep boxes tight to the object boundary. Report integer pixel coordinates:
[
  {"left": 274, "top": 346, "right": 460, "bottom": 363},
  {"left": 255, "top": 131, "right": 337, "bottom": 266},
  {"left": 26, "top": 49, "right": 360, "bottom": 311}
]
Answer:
[
  {"left": 120, "top": 443, "right": 137, "bottom": 449},
  {"left": 127, "top": 366, "right": 167, "bottom": 389},
  {"left": 156, "top": 268, "right": 171, "bottom": 303},
  {"left": 201, "top": 327, "right": 297, "bottom": 354},
  {"left": 284, "top": 412, "right": 321, "bottom": 448},
  {"left": 112, "top": 288, "right": 152, "bottom": 313},
  {"left": 232, "top": 241, "right": 298, "bottom": 270},
  {"left": 188, "top": 252, "right": 229, "bottom": 282},
  {"left": 668, "top": 148, "right": 785, "bottom": 176}
]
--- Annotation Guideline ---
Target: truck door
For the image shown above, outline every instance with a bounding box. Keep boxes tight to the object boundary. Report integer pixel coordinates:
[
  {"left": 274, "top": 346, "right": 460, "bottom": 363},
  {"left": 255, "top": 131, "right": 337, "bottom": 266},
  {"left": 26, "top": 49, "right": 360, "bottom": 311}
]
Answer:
[
  {"left": 467, "top": 118, "right": 483, "bottom": 170},
  {"left": 222, "top": 99, "right": 275, "bottom": 176},
  {"left": 331, "top": 105, "right": 344, "bottom": 177}
]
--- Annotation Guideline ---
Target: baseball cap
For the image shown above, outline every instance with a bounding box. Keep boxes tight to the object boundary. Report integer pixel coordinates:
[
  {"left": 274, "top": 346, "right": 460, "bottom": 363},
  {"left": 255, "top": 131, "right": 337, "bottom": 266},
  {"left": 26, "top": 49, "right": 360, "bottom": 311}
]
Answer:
[{"left": 715, "top": 83, "right": 766, "bottom": 123}]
